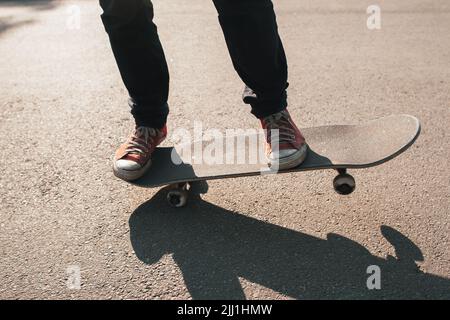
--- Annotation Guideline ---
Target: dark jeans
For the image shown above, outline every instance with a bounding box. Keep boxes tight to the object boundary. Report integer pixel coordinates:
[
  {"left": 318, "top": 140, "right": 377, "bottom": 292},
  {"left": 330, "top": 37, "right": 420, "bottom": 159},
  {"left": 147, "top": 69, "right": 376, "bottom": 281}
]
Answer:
[{"left": 100, "top": 0, "right": 288, "bottom": 128}]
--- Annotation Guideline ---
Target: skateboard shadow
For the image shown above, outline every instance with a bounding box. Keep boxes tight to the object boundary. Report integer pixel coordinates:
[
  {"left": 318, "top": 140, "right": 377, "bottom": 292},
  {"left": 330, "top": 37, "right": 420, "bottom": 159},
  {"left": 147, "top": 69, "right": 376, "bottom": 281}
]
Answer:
[{"left": 129, "top": 191, "right": 450, "bottom": 299}]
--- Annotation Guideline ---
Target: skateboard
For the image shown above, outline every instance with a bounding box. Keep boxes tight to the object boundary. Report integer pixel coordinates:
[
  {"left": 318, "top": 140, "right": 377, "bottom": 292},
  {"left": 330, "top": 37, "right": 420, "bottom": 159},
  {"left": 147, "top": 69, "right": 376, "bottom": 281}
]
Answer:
[{"left": 131, "top": 114, "right": 420, "bottom": 207}]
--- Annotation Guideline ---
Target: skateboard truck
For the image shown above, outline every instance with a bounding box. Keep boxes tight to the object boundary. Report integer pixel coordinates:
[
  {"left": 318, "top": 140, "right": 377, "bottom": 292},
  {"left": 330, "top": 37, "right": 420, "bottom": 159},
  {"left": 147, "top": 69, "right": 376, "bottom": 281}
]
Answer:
[
  {"left": 165, "top": 169, "right": 356, "bottom": 208},
  {"left": 333, "top": 168, "right": 356, "bottom": 195}
]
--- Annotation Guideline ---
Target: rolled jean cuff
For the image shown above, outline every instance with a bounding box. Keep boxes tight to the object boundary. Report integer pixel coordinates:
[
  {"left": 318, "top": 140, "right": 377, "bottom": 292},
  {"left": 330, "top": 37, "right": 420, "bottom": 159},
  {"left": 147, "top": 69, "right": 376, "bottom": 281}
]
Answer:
[
  {"left": 242, "top": 85, "right": 288, "bottom": 119},
  {"left": 129, "top": 98, "right": 169, "bottom": 129},
  {"left": 250, "top": 99, "right": 288, "bottom": 119}
]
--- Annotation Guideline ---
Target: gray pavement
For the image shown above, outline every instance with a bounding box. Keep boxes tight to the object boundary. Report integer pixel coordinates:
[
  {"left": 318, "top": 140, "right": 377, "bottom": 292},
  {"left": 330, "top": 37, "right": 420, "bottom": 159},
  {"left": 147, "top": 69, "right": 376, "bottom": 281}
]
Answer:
[{"left": 0, "top": 0, "right": 449, "bottom": 299}]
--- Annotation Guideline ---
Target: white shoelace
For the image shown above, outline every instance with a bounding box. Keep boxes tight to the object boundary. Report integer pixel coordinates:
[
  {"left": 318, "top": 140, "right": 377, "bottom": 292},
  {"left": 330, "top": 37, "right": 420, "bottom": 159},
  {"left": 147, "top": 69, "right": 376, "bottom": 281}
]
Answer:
[
  {"left": 125, "top": 127, "right": 158, "bottom": 155},
  {"left": 264, "top": 112, "right": 296, "bottom": 145}
]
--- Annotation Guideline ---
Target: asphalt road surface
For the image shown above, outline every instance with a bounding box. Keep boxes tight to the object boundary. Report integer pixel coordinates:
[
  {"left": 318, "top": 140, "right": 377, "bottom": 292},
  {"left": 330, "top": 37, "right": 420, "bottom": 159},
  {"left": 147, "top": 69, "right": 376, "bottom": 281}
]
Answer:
[{"left": 0, "top": 0, "right": 449, "bottom": 299}]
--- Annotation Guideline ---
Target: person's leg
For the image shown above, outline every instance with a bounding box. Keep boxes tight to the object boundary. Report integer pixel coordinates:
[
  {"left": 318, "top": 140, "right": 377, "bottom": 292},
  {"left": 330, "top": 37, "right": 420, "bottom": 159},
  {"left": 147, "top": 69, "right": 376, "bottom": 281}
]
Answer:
[
  {"left": 212, "top": 0, "right": 288, "bottom": 119},
  {"left": 100, "top": 0, "right": 169, "bottom": 129},
  {"left": 101, "top": 0, "right": 169, "bottom": 181},
  {"left": 212, "top": 0, "right": 307, "bottom": 170}
]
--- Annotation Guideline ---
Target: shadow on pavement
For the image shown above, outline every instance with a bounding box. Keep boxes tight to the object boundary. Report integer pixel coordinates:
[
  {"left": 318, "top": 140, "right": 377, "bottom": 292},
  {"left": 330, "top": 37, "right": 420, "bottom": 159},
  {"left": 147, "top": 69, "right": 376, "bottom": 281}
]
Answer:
[
  {"left": 0, "top": 0, "right": 58, "bottom": 10},
  {"left": 129, "top": 189, "right": 450, "bottom": 299},
  {"left": 0, "top": 17, "right": 33, "bottom": 35},
  {"left": 0, "top": 0, "right": 59, "bottom": 37}
]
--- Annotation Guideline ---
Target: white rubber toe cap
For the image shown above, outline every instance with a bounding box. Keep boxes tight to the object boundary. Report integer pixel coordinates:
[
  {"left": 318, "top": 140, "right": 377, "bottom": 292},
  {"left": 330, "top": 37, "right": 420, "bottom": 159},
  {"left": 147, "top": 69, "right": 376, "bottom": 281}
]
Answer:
[
  {"left": 115, "top": 159, "right": 142, "bottom": 171},
  {"left": 269, "top": 148, "right": 297, "bottom": 160},
  {"left": 267, "top": 144, "right": 308, "bottom": 170}
]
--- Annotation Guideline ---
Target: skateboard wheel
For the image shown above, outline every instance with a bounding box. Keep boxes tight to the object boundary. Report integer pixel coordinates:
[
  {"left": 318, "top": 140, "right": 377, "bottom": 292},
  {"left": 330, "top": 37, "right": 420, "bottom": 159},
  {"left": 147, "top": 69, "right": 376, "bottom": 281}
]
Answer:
[
  {"left": 333, "top": 173, "right": 356, "bottom": 195},
  {"left": 167, "top": 189, "right": 188, "bottom": 207}
]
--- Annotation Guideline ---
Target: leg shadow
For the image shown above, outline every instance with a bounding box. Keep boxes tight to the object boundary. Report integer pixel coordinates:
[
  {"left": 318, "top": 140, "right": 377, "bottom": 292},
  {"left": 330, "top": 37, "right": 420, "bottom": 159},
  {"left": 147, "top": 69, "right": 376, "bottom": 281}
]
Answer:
[{"left": 129, "top": 190, "right": 450, "bottom": 299}]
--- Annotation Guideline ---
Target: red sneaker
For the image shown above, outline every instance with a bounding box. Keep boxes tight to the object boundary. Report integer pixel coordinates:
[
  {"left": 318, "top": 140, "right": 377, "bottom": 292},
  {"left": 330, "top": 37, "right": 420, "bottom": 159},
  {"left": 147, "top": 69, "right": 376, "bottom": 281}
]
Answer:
[
  {"left": 261, "top": 110, "right": 308, "bottom": 170},
  {"left": 113, "top": 125, "right": 167, "bottom": 181}
]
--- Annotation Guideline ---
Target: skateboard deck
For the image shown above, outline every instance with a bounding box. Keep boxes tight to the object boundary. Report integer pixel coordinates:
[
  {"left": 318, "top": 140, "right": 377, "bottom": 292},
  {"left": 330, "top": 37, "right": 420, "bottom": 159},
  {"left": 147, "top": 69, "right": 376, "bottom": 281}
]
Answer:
[{"left": 132, "top": 114, "right": 420, "bottom": 190}]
